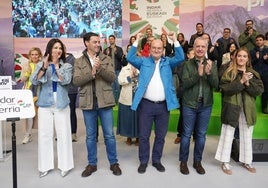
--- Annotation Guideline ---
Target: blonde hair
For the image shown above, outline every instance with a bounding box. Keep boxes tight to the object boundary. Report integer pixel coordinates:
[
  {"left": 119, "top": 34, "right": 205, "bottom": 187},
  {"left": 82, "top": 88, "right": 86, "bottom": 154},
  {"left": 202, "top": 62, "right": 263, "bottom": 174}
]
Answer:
[
  {"left": 225, "top": 47, "right": 252, "bottom": 81},
  {"left": 28, "top": 47, "right": 43, "bottom": 62}
]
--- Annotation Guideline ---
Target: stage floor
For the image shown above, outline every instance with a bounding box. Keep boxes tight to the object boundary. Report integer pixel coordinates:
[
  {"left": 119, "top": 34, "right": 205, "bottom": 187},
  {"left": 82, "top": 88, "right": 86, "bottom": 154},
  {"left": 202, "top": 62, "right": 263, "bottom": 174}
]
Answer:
[{"left": 1, "top": 109, "right": 267, "bottom": 188}]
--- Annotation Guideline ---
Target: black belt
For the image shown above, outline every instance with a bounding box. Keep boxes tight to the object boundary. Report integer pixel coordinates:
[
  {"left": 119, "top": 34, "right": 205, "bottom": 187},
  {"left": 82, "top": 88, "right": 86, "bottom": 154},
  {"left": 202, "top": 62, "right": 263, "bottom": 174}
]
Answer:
[
  {"left": 197, "top": 97, "right": 204, "bottom": 103},
  {"left": 143, "top": 98, "right": 166, "bottom": 104}
]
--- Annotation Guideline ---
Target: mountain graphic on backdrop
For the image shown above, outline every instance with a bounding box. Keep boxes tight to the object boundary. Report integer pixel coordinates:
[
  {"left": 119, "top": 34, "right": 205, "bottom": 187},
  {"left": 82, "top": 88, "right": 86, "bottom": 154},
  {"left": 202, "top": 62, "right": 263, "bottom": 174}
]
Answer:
[
  {"left": 0, "top": 17, "right": 14, "bottom": 77},
  {"left": 180, "top": 5, "right": 268, "bottom": 43}
]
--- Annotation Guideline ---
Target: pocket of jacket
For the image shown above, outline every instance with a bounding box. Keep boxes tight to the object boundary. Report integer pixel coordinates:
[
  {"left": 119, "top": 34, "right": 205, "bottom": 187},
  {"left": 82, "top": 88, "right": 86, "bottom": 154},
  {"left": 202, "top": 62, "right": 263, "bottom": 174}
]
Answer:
[
  {"left": 79, "top": 89, "right": 88, "bottom": 108},
  {"left": 102, "top": 87, "right": 115, "bottom": 104}
]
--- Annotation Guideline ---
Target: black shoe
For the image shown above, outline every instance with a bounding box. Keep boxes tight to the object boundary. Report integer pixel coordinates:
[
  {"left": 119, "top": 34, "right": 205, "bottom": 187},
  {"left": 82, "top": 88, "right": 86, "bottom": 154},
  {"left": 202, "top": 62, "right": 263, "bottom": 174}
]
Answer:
[
  {"left": 110, "top": 163, "right": 122, "bottom": 176},
  {"left": 152, "top": 162, "right": 165, "bottom": 172},
  {"left": 180, "top": 162, "right": 189, "bottom": 175},
  {"left": 138, "top": 163, "right": 147, "bottom": 174},
  {"left": 193, "top": 161, "right": 205, "bottom": 175},
  {"left": 81, "top": 165, "right": 97, "bottom": 177},
  {"left": 262, "top": 108, "right": 268, "bottom": 114}
]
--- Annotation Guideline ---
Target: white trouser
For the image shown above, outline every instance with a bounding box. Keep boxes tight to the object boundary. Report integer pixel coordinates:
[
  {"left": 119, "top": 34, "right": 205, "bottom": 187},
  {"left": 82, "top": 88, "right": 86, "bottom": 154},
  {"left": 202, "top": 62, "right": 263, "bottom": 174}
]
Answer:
[
  {"left": 38, "top": 106, "right": 74, "bottom": 172},
  {"left": 215, "top": 111, "right": 253, "bottom": 164}
]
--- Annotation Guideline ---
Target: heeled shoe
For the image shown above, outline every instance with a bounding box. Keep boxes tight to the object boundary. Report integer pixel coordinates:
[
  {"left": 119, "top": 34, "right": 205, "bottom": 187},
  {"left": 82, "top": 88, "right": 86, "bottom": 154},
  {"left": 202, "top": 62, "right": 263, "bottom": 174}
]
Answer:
[
  {"left": 61, "top": 170, "right": 69, "bottom": 177},
  {"left": 39, "top": 171, "right": 48, "bottom": 178}
]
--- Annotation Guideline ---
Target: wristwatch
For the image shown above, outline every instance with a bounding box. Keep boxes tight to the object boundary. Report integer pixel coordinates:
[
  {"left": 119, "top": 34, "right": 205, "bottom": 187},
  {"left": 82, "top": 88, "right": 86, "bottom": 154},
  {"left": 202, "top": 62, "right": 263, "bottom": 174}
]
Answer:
[{"left": 40, "top": 66, "right": 47, "bottom": 72}]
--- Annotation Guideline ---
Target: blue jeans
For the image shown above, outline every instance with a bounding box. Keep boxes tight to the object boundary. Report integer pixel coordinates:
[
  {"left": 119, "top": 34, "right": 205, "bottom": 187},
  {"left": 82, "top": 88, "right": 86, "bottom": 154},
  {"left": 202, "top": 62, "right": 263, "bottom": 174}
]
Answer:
[
  {"left": 82, "top": 107, "right": 118, "bottom": 165},
  {"left": 179, "top": 103, "right": 212, "bottom": 162}
]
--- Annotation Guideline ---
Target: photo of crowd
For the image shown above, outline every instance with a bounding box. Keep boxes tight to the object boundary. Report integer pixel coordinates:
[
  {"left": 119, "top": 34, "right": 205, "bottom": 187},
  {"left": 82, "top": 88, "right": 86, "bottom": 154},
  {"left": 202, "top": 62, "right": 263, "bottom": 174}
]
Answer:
[{"left": 12, "top": 0, "right": 122, "bottom": 38}]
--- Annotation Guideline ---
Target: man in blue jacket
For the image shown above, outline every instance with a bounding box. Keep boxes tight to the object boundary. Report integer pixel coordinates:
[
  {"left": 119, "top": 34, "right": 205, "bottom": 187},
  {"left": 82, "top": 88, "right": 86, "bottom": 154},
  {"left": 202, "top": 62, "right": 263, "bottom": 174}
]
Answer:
[{"left": 127, "top": 32, "right": 184, "bottom": 174}]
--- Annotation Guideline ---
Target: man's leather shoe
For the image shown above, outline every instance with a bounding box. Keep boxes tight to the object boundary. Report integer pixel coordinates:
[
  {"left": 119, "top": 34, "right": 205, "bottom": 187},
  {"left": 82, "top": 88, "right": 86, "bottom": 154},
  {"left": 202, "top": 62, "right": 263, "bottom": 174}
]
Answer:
[
  {"left": 262, "top": 108, "right": 268, "bottom": 114},
  {"left": 193, "top": 161, "right": 205, "bottom": 175},
  {"left": 138, "top": 163, "right": 147, "bottom": 174},
  {"left": 174, "top": 137, "right": 181, "bottom": 144},
  {"left": 126, "top": 137, "right": 132, "bottom": 145},
  {"left": 180, "top": 162, "right": 189, "bottom": 175},
  {"left": 110, "top": 163, "right": 122, "bottom": 176},
  {"left": 81, "top": 165, "right": 97, "bottom": 177},
  {"left": 152, "top": 163, "right": 165, "bottom": 172}
]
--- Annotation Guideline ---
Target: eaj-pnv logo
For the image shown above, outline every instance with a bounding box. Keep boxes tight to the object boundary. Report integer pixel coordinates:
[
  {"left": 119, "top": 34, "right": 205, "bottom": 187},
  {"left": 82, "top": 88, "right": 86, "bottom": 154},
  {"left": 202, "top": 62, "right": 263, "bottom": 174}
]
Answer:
[{"left": 0, "top": 97, "right": 32, "bottom": 113}]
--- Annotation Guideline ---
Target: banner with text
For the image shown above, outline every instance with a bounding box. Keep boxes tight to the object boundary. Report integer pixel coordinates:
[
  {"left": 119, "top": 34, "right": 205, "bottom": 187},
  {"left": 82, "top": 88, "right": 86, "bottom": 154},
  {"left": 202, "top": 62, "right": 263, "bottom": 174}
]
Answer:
[
  {"left": 0, "top": 90, "right": 35, "bottom": 120},
  {"left": 129, "top": 0, "right": 180, "bottom": 37}
]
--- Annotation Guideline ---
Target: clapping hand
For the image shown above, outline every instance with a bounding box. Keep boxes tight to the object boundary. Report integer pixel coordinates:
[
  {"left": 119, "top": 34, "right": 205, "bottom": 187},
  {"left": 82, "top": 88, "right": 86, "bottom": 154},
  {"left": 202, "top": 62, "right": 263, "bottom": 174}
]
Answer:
[
  {"left": 205, "top": 60, "right": 212, "bottom": 75},
  {"left": 198, "top": 60, "right": 204, "bottom": 76},
  {"left": 241, "top": 71, "right": 253, "bottom": 86},
  {"left": 92, "top": 56, "right": 100, "bottom": 78},
  {"left": 248, "top": 28, "right": 253, "bottom": 36},
  {"left": 43, "top": 55, "right": 49, "bottom": 68}
]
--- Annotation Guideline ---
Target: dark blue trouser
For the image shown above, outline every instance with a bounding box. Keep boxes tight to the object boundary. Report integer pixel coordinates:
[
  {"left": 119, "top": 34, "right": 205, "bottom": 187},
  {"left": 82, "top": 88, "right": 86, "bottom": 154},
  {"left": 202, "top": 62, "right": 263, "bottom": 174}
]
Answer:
[{"left": 138, "top": 99, "right": 169, "bottom": 164}]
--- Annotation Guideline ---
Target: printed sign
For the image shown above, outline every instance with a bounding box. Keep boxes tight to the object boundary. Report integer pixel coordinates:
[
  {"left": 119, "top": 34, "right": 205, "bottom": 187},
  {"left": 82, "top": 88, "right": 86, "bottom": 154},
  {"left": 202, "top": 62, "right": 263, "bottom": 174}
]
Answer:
[
  {"left": 0, "top": 89, "right": 35, "bottom": 120},
  {"left": 0, "top": 76, "right": 12, "bottom": 90},
  {"left": 130, "top": 0, "right": 180, "bottom": 37}
]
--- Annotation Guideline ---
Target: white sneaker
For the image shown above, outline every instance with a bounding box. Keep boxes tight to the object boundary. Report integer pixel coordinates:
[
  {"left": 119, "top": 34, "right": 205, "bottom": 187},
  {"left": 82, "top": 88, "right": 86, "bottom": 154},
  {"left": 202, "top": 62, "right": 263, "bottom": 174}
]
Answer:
[{"left": 22, "top": 135, "right": 32, "bottom": 144}]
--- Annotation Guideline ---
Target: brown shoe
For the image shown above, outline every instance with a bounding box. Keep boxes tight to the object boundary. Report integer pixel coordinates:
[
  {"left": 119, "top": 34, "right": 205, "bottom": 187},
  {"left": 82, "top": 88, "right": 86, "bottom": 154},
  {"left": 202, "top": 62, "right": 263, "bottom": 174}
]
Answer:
[
  {"left": 180, "top": 162, "right": 189, "bottom": 175},
  {"left": 81, "top": 165, "right": 97, "bottom": 177},
  {"left": 110, "top": 163, "right": 122, "bottom": 176},
  {"left": 241, "top": 163, "right": 256, "bottom": 173},
  {"left": 126, "top": 138, "right": 132, "bottom": 145},
  {"left": 193, "top": 161, "right": 205, "bottom": 175},
  {"left": 134, "top": 138, "right": 139, "bottom": 146},
  {"left": 174, "top": 137, "right": 181, "bottom": 144}
]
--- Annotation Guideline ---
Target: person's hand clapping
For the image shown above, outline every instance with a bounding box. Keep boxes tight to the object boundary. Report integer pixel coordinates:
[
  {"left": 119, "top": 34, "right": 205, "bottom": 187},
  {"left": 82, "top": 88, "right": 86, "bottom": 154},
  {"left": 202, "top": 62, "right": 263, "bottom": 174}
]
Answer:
[
  {"left": 43, "top": 55, "right": 49, "bottom": 69},
  {"left": 241, "top": 71, "right": 253, "bottom": 86},
  {"left": 92, "top": 56, "right": 100, "bottom": 78},
  {"left": 198, "top": 61, "right": 204, "bottom": 76},
  {"left": 205, "top": 60, "right": 212, "bottom": 75}
]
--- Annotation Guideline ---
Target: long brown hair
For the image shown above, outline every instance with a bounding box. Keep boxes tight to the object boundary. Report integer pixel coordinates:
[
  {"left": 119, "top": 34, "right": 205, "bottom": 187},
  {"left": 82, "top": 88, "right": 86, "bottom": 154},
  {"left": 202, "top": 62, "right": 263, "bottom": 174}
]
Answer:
[{"left": 44, "top": 38, "right": 66, "bottom": 62}]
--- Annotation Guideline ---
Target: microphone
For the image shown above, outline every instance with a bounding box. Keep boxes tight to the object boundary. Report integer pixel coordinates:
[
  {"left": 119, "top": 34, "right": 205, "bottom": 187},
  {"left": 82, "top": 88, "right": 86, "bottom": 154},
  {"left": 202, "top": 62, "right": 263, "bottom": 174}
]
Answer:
[{"left": 0, "top": 59, "right": 5, "bottom": 75}]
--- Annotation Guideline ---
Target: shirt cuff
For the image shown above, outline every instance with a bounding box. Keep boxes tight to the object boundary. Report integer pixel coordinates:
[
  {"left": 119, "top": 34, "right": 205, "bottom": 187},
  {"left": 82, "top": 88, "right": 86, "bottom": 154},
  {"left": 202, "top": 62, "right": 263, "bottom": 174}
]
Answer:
[
  {"left": 133, "top": 41, "right": 138, "bottom": 47},
  {"left": 173, "top": 41, "right": 181, "bottom": 47}
]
